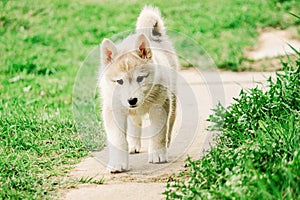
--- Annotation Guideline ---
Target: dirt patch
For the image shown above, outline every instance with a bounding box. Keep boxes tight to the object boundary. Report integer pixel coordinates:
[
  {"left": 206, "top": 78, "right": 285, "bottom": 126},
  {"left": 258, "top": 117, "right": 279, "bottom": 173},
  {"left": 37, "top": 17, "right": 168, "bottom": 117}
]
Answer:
[
  {"left": 243, "top": 27, "right": 300, "bottom": 71},
  {"left": 243, "top": 54, "right": 298, "bottom": 71}
]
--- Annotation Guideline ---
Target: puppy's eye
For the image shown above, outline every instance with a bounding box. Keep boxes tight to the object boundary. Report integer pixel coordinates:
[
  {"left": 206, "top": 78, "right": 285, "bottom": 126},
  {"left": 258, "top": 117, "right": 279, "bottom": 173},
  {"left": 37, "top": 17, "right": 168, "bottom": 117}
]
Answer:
[
  {"left": 136, "top": 76, "right": 144, "bottom": 83},
  {"left": 116, "top": 79, "right": 123, "bottom": 85}
]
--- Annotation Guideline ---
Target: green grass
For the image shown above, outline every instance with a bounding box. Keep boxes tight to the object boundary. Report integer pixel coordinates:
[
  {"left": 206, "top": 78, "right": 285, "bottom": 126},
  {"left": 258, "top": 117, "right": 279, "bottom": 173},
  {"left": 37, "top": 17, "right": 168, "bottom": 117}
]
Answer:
[
  {"left": 0, "top": 0, "right": 299, "bottom": 198},
  {"left": 77, "top": 177, "right": 104, "bottom": 185},
  {"left": 164, "top": 55, "right": 300, "bottom": 199}
]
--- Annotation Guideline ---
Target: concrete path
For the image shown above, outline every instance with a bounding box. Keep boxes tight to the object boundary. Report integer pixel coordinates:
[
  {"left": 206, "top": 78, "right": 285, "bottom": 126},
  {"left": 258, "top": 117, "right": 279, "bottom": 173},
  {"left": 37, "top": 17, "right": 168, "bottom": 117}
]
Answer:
[
  {"left": 245, "top": 28, "right": 300, "bottom": 60},
  {"left": 61, "top": 70, "right": 276, "bottom": 200}
]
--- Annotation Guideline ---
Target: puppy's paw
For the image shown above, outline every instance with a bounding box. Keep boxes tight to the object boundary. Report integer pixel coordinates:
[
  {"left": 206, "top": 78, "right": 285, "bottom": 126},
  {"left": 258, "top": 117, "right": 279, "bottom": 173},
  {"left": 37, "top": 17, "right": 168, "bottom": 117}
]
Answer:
[
  {"left": 107, "top": 162, "right": 129, "bottom": 173},
  {"left": 148, "top": 148, "right": 168, "bottom": 163},
  {"left": 128, "top": 138, "right": 141, "bottom": 154},
  {"left": 129, "top": 143, "right": 141, "bottom": 154}
]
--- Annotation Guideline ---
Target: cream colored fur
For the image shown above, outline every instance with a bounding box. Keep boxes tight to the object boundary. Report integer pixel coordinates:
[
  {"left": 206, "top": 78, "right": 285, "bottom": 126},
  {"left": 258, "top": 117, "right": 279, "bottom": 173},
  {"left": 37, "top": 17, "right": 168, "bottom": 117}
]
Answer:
[{"left": 99, "top": 6, "right": 179, "bottom": 173}]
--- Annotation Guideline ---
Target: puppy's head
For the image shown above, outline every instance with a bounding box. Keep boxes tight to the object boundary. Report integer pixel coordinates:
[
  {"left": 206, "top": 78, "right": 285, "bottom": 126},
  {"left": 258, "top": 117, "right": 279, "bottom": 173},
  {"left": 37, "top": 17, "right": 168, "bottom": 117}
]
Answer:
[{"left": 100, "top": 34, "right": 155, "bottom": 109}]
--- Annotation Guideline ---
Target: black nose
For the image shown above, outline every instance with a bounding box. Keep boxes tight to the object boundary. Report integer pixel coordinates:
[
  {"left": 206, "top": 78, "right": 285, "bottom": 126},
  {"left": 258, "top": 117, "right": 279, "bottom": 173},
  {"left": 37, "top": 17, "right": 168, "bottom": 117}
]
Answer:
[{"left": 128, "top": 98, "right": 138, "bottom": 106}]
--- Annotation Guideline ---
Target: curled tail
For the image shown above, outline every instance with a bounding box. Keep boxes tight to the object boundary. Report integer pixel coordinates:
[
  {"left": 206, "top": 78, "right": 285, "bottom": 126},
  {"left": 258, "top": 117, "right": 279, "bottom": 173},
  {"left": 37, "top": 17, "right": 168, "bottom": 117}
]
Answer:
[{"left": 136, "top": 6, "right": 165, "bottom": 40}]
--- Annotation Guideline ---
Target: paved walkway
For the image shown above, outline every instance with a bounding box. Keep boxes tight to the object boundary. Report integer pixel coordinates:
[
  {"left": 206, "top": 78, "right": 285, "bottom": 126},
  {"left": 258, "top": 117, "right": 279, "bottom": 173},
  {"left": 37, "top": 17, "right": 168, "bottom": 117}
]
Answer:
[{"left": 61, "top": 70, "right": 276, "bottom": 200}]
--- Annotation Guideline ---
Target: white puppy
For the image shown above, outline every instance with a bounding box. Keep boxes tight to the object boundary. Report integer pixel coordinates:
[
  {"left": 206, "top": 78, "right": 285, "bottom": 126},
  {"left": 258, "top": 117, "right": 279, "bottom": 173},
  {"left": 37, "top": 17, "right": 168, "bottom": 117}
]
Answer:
[{"left": 99, "top": 6, "right": 179, "bottom": 172}]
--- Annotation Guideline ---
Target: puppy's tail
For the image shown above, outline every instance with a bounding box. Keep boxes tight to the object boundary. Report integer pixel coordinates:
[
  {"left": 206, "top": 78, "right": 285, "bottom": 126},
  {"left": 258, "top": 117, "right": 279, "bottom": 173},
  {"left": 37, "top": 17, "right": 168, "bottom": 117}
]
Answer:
[{"left": 136, "top": 6, "right": 165, "bottom": 40}]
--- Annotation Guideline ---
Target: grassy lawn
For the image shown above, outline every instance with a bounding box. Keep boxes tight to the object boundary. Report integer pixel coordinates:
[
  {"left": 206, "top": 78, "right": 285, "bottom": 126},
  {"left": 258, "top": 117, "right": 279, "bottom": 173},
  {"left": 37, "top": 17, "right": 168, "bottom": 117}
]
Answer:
[
  {"left": 164, "top": 56, "right": 300, "bottom": 198},
  {"left": 0, "top": 0, "right": 299, "bottom": 198}
]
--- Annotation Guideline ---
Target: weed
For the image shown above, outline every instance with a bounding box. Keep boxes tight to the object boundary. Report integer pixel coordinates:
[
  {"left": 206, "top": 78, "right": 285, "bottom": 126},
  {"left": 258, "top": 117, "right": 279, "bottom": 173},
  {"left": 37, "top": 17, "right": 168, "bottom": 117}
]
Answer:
[
  {"left": 78, "top": 177, "right": 104, "bottom": 185},
  {"left": 164, "top": 51, "right": 300, "bottom": 199}
]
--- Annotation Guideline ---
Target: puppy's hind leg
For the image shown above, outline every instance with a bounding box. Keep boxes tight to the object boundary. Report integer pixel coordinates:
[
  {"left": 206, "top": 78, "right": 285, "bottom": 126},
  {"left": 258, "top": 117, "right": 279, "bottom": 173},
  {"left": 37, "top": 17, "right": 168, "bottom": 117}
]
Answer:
[
  {"left": 148, "top": 104, "right": 168, "bottom": 163},
  {"left": 127, "top": 115, "right": 142, "bottom": 154},
  {"left": 167, "top": 95, "right": 176, "bottom": 147}
]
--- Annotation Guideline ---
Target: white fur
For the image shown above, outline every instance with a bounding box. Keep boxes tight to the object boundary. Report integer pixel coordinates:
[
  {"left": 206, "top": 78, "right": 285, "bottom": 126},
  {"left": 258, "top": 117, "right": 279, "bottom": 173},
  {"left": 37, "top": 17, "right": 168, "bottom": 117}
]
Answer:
[{"left": 99, "top": 6, "right": 179, "bottom": 173}]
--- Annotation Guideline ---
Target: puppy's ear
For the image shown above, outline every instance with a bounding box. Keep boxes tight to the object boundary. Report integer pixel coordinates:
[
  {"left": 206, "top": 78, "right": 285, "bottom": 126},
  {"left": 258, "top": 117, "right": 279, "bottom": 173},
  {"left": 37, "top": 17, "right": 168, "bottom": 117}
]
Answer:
[
  {"left": 100, "top": 38, "right": 117, "bottom": 66},
  {"left": 136, "top": 34, "right": 152, "bottom": 60}
]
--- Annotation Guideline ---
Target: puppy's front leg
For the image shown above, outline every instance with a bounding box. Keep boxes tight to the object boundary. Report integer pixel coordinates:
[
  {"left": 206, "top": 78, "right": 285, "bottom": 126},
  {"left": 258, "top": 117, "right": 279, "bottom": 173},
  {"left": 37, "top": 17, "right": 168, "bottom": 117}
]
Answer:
[{"left": 103, "top": 107, "right": 128, "bottom": 172}]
